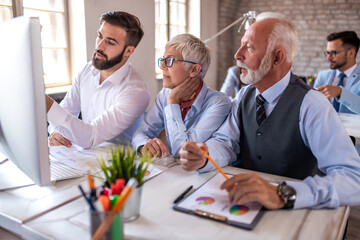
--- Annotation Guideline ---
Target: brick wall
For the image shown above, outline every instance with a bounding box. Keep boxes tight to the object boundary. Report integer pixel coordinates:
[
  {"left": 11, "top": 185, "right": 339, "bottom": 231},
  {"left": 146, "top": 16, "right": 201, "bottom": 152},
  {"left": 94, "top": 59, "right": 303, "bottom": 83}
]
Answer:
[
  {"left": 217, "top": 0, "right": 239, "bottom": 90},
  {"left": 217, "top": 0, "right": 360, "bottom": 90}
]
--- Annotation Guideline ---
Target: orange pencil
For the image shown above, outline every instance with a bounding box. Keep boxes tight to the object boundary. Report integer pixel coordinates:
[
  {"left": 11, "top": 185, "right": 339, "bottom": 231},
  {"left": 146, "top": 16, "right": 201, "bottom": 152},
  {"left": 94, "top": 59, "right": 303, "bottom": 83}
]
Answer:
[
  {"left": 200, "top": 149, "right": 229, "bottom": 180},
  {"left": 88, "top": 173, "right": 97, "bottom": 201},
  {"left": 88, "top": 173, "right": 95, "bottom": 189}
]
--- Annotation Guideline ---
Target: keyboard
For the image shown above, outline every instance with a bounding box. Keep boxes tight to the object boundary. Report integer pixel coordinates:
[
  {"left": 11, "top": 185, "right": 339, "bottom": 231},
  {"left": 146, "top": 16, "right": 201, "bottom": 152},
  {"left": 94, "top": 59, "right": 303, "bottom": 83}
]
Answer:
[{"left": 50, "top": 160, "right": 86, "bottom": 182}]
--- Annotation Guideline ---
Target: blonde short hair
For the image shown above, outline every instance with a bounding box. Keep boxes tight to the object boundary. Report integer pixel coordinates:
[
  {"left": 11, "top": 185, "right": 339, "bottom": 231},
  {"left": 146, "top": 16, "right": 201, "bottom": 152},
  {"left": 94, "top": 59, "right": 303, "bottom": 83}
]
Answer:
[{"left": 166, "top": 34, "right": 211, "bottom": 79}]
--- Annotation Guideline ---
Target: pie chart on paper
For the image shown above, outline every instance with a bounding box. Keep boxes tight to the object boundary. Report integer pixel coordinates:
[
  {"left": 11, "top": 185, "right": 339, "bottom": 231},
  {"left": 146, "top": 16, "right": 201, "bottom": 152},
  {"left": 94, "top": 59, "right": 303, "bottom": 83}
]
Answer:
[
  {"left": 196, "top": 196, "right": 215, "bottom": 205},
  {"left": 229, "top": 205, "right": 249, "bottom": 215}
]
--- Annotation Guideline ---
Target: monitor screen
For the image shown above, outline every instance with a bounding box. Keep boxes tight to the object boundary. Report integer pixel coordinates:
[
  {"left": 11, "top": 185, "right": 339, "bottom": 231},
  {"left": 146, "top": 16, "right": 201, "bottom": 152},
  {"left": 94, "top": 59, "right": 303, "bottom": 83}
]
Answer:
[{"left": 0, "top": 16, "right": 51, "bottom": 187}]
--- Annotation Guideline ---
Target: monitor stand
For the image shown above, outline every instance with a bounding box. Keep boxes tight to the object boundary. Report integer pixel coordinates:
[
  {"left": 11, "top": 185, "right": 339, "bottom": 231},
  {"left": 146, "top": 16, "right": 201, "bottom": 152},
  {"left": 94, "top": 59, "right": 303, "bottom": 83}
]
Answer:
[{"left": 0, "top": 152, "right": 34, "bottom": 190}]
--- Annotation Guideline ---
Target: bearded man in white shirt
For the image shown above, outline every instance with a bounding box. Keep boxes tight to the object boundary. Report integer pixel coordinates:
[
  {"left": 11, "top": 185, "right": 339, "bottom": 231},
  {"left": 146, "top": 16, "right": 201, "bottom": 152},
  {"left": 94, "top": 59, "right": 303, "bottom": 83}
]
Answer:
[{"left": 46, "top": 11, "right": 150, "bottom": 148}]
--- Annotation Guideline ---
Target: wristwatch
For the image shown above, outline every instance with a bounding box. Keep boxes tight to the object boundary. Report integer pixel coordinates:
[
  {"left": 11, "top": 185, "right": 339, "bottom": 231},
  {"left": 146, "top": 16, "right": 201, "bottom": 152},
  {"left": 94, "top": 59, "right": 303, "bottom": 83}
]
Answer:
[{"left": 277, "top": 182, "right": 296, "bottom": 209}]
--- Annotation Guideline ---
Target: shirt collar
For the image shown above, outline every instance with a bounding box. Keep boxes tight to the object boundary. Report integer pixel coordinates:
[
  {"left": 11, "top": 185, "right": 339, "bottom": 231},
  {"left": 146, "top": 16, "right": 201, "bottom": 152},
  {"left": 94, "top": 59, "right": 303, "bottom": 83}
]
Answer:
[
  {"left": 256, "top": 70, "right": 291, "bottom": 104},
  {"left": 336, "top": 63, "right": 357, "bottom": 78},
  {"left": 90, "top": 61, "right": 130, "bottom": 85},
  {"left": 179, "top": 81, "right": 204, "bottom": 110}
]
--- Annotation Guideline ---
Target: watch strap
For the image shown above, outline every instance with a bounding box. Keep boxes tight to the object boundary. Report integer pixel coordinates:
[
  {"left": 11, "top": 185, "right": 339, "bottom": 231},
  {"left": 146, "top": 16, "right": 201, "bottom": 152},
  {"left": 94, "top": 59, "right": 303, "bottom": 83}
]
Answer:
[{"left": 278, "top": 182, "right": 296, "bottom": 209}]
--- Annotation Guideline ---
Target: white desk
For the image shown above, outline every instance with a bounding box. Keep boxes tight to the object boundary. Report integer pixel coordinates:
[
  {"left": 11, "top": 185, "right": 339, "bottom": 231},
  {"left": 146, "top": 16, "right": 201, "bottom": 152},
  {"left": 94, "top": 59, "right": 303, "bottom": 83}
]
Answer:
[
  {"left": 0, "top": 176, "right": 87, "bottom": 239},
  {"left": 1, "top": 165, "right": 349, "bottom": 240},
  {"left": 339, "top": 113, "right": 360, "bottom": 139}
]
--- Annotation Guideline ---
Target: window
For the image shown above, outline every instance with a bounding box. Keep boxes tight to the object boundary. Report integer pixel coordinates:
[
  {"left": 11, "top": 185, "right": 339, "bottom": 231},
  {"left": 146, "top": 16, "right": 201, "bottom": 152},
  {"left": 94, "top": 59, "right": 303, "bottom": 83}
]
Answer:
[
  {"left": 0, "top": 1, "right": 12, "bottom": 21},
  {"left": 155, "top": 0, "right": 189, "bottom": 76},
  {"left": 0, "top": 0, "right": 71, "bottom": 88}
]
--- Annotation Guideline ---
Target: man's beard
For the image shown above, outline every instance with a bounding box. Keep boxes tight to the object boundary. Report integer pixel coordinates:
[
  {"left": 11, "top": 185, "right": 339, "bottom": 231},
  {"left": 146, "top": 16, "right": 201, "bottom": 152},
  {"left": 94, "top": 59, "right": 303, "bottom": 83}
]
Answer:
[
  {"left": 237, "top": 50, "right": 272, "bottom": 85},
  {"left": 329, "top": 55, "right": 347, "bottom": 70},
  {"left": 92, "top": 46, "right": 127, "bottom": 70}
]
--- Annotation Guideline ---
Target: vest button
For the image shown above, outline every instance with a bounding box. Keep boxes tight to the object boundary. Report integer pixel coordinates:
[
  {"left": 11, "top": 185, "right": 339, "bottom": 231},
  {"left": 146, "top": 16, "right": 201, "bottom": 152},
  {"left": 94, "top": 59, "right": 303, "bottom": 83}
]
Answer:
[
  {"left": 257, "top": 131, "right": 262, "bottom": 136},
  {"left": 256, "top": 155, "right": 262, "bottom": 160}
]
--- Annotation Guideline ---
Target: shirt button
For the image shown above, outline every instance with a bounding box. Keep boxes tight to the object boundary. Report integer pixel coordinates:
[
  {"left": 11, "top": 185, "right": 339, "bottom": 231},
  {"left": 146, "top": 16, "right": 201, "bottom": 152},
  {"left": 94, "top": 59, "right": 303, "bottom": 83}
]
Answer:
[
  {"left": 257, "top": 131, "right": 262, "bottom": 136},
  {"left": 256, "top": 155, "right": 262, "bottom": 160}
]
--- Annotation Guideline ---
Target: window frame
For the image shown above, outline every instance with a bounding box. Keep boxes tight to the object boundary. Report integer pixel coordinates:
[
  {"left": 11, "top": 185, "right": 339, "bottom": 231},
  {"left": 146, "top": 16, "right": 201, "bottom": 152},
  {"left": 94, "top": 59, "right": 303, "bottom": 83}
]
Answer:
[
  {"left": 155, "top": 0, "right": 189, "bottom": 77},
  {"left": 1, "top": 0, "right": 72, "bottom": 88}
]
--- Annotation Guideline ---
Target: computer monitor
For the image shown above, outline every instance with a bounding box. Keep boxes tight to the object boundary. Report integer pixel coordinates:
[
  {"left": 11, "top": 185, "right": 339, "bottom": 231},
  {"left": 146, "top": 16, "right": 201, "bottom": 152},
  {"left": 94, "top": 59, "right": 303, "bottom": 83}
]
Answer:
[{"left": 0, "top": 16, "right": 51, "bottom": 187}]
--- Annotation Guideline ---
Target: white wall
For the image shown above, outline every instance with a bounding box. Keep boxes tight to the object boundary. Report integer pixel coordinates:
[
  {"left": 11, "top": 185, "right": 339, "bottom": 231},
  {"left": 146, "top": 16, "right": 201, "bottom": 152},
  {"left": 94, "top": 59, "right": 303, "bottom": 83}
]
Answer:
[
  {"left": 68, "top": 0, "right": 87, "bottom": 82},
  {"left": 83, "top": 0, "right": 156, "bottom": 105},
  {"left": 200, "top": 0, "right": 218, "bottom": 90}
]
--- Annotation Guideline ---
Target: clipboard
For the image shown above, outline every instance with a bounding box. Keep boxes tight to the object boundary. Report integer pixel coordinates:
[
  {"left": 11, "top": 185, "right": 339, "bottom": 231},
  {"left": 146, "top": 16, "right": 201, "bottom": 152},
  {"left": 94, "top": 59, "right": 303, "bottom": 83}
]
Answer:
[{"left": 173, "top": 173, "right": 265, "bottom": 230}]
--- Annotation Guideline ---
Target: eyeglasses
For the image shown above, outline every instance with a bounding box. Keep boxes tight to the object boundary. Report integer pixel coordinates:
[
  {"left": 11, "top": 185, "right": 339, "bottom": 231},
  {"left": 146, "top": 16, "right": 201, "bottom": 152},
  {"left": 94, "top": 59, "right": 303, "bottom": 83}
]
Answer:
[
  {"left": 158, "top": 57, "right": 197, "bottom": 68},
  {"left": 323, "top": 49, "right": 349, "bottom": 58}
]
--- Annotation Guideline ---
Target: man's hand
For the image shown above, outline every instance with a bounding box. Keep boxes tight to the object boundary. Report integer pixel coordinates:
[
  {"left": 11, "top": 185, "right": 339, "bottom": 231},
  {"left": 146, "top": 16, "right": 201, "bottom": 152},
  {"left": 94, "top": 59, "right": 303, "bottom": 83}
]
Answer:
[
  {"left": 167, "top": 76, "right": 201, "bottom": 105},
  {"left": 46, "top": 95, "right": 54, "bottom": 113},
  {"left": 220, "top": 173, "right": 285, "bottom": 210},
  {"left": 49, "top": 132, "right": 72, "bottom": 147},
  {"left": 316, "top": 85, "right": 342, "bottom": 99},
  {"left": 141, "top": 138, "right": 168, "bottom": 158},
  {"left": 179, "top": 141, "right": 208, "bottom": 171}
]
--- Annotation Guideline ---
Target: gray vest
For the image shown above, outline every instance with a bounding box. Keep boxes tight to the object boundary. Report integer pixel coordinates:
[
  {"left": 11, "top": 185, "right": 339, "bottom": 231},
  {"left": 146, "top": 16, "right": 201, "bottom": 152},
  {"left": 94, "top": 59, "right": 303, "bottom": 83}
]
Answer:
[{"left": 234, "top": 74, "right": 318, "bottom": 180}]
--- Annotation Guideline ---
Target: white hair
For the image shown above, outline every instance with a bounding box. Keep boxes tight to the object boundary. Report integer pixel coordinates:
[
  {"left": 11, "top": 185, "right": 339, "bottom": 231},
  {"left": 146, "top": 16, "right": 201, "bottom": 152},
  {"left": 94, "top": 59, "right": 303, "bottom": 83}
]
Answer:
[
  {"left": 256, "top": 12, "right": 287, "bottom": 21},
  {"left": 256, "top": 12, "right": 298, "bottom": 63},
  {"left": 165, "top": 34, "right": 211, "bottom": 79}
]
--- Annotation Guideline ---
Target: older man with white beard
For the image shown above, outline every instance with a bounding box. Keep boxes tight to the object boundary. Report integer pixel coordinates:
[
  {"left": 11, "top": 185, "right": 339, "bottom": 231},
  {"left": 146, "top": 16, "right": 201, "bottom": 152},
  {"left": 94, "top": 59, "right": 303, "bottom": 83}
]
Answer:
[{"left": 178, "top": 12, "right": 360, "bottom": 210}]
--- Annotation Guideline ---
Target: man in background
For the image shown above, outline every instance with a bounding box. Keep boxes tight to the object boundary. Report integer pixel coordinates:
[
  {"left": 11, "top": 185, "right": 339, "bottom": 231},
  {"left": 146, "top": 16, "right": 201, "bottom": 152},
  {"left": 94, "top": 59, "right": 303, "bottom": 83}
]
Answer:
[
  {"left": 220, "top": 66, "right": 242, "bottom": 99},
  {"left": 179, "top": 13, "right": 360, "bottom": 210},
  {"left": 315, "top": 31, "right": 360, "bottom": 114},
  {"left": 46, "top": 11, "right": 150, "bottom": 149}
]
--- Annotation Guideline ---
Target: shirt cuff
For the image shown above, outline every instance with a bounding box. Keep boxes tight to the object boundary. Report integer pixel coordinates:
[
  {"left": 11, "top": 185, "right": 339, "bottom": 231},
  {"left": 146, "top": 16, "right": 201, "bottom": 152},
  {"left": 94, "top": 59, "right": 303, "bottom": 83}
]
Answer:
[
  {"left": 338, "top": 86, "right": 344, "bottom": 100},
  {"left": 285, "top": 180, "right": 314, "bottom": 209},
  {"left": 47, "top": 101, "right": 69, "bottom": 127},
  {"left": 196, "top": 159, "right": 216, "bottom": 173}
]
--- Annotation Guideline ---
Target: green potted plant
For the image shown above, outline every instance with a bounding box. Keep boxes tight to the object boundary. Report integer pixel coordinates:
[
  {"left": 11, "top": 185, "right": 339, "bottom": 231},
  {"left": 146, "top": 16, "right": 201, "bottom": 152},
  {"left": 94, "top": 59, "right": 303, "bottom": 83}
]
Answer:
[{"left": 97, "top": 145, "right": 152, "bottom": 222}]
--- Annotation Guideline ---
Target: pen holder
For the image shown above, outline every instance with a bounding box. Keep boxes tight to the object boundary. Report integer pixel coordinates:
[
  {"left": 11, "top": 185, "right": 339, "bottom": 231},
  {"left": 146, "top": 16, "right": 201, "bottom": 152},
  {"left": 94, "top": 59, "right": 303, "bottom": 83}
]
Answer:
[
  {"left": 122, "top": 185, "right": 142, "bottom": 222},
  {"left": 90, "top": 210, "right": 123, "bottom": 240}
]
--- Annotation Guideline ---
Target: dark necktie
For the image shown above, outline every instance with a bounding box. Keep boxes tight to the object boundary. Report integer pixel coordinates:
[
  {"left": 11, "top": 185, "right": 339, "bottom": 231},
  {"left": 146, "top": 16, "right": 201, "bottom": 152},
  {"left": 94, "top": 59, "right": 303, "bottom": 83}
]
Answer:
[
  {"left": 333, "top": 72, "right": 346, "bottom": 112},
  {"left": 256, "top": 94, "right": 266, "bottom": 125}
]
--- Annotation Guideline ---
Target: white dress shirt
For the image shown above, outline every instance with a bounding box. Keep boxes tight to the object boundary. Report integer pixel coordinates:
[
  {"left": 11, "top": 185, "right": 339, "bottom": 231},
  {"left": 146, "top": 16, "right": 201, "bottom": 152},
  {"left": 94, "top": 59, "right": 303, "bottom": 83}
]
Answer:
[{"left": 48, "top": 61, "right": 150, "bottom": 148}]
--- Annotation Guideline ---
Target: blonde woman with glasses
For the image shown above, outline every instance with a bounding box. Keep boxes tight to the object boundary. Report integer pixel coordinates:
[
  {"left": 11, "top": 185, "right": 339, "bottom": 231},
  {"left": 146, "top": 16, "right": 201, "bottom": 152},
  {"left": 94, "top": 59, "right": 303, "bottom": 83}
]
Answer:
[{"left": 132, "top": 34, "right": 231, "bottom": 162}]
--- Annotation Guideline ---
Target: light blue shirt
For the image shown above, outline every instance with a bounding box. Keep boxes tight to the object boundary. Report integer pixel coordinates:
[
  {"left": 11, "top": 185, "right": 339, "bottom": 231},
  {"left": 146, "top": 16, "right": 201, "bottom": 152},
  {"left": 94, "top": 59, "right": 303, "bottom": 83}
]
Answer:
[
  {"left": 132, "top": 82, "right": 231, "bottom": 157},
  {"left": 200, "top": 71, "right": 360, "bottom": 209}
]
